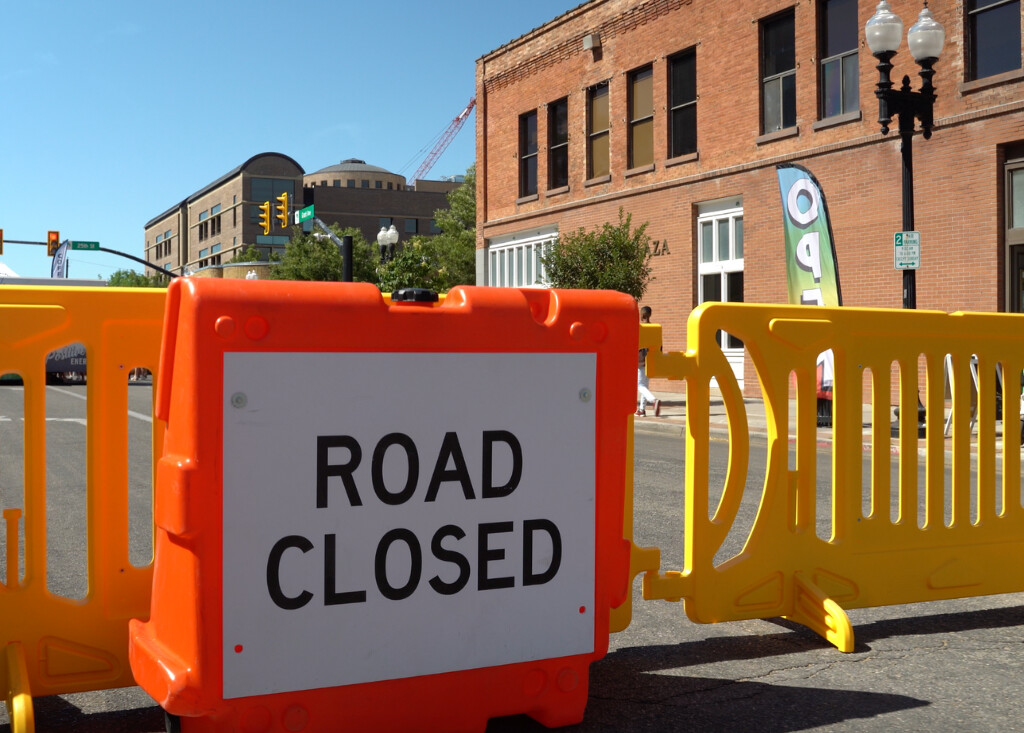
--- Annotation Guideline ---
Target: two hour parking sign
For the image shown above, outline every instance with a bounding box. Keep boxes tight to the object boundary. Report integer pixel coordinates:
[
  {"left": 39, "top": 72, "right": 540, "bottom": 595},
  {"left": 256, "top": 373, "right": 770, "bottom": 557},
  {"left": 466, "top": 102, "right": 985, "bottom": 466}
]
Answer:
[{"left": 894, "top": 231, "right": 921, "bottom": 270}]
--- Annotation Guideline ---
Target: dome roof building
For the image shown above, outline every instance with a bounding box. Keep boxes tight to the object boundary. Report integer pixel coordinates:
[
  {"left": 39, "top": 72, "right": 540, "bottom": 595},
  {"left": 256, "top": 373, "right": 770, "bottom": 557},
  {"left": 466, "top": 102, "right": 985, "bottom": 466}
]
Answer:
[{"left": 304, "top": 158, "right": 408, "bottom": 191}]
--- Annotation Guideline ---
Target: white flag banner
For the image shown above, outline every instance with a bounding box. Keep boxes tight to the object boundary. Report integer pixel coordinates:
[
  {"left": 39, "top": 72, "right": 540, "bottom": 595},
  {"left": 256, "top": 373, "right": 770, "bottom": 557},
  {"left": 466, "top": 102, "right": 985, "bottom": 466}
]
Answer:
[{"left": 50, "top": 241, "right": 69, "bottom": 278}]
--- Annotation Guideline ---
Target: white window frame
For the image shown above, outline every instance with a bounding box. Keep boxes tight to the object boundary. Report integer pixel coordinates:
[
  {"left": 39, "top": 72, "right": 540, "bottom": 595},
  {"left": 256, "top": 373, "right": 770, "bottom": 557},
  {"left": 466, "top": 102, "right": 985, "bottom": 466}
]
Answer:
[
  {"left": 486, "top": 227, "right": 556, "bottom": 288},
  {"left": 697, "top": 202, "right": 744, "bottom": 307},
  {"left": 697, "top": 199, "right": 745, "bottom": 386}
]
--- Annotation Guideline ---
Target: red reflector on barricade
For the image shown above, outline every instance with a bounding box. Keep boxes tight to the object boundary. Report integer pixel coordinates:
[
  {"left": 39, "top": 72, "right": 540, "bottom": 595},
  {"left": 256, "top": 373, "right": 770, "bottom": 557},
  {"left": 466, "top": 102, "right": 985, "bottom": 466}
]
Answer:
[{"left": 129, "top": 280, "right": 637, "bottom": 732}]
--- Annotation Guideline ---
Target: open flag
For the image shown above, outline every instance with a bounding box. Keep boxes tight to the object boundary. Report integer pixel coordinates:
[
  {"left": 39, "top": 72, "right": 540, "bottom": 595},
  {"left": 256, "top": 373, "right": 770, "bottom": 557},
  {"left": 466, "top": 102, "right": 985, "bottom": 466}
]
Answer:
[{"left": 776, "top": 163, "right": 842, "bottom": 404}]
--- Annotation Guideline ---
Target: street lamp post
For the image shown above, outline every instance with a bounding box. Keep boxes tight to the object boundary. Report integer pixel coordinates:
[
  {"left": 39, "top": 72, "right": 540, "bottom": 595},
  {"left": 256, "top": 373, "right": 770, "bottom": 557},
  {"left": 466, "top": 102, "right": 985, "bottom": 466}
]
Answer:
[
  {"left": 867, "top": 2, "right": 944, "bottom": 431},
  {"left": 866, "top": 1, "right": 945, "bottom": 310},
  {"left": 377, "top": 224, "right": 400, "bottom": 262}
]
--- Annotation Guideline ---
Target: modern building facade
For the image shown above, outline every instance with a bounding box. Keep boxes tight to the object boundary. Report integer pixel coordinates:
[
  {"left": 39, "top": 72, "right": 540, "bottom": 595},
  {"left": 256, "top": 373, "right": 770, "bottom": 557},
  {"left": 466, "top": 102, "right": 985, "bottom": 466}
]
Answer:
[
  {"left": 145, "top": 155, "right": 457, "bottom": 276},
  {"left": 475, "top": 0, "right": 1024, "bottom": 393},
  {"left": 144, "top": 153, "right": 304, "bottom": 275}
]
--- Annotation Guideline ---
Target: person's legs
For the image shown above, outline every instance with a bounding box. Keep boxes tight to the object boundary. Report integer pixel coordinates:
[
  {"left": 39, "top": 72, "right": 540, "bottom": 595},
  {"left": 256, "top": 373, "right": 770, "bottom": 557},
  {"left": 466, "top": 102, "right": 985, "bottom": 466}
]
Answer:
[{"left": 638, "top": 369, "right": 655, "bottom": 412}]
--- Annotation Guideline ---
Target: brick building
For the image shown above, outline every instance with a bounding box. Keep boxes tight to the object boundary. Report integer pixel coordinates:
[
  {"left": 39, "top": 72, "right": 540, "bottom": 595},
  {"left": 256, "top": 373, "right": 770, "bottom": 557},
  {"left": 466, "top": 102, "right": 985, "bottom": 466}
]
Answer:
[
  {"left": 475, "top": 0, "right": 1024, "bottom": 392},
  {"left": 145, "top": 155, "right": 457, "bottom": 276}
]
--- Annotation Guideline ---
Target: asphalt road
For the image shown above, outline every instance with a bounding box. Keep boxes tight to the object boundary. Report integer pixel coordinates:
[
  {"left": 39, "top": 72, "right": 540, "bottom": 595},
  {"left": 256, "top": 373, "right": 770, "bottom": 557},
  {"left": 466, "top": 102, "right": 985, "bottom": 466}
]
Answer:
[{"left": 1, "top": 386, "right": 1022, "bottom": 732}]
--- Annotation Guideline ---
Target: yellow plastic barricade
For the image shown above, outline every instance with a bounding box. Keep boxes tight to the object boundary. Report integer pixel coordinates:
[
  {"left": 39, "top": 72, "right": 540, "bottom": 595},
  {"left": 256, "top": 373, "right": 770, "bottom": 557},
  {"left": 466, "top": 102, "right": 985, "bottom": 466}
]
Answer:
[
  {"left": 640, "top": 303, "right": 1024, "bottom": 652},
  {"left": 0, "top": 285, "right": 166, "bottom": 732},
  {"left": 130, "top": 280, "right": 637, "bottom": 732}
]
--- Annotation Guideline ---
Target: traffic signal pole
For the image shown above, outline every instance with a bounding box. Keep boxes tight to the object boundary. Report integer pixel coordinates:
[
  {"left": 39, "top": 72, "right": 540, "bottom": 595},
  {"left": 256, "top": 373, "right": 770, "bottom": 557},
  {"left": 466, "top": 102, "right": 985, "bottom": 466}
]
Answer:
[
  {"left": 0, "top": 237, "right": 178, "bottom": 279},
  {"left": 96, "top": 247, "right": 178, "bottom": 279},
  {"left": 311, "top": 217, "right": 352, "bottom": 282}
]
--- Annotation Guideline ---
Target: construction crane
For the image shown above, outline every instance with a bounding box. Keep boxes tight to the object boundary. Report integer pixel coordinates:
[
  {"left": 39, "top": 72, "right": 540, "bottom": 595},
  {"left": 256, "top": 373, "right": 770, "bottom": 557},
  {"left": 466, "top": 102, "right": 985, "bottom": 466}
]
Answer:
[{"left": 408, "top": 96, "right": 476, "bottom": 187}]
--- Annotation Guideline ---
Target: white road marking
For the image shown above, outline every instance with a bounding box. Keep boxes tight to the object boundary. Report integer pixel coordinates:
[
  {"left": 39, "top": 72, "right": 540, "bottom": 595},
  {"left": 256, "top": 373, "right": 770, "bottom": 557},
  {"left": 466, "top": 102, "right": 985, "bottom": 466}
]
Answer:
[{"left": 46, "top": 386, "right": 154, "bottom": 424}]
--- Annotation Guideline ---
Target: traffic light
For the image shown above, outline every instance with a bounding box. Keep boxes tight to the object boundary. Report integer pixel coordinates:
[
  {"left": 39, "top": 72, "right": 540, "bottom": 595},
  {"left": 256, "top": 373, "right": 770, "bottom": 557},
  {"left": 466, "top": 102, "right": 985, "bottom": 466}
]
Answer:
[
  {"left": 257, "top": 201, "right": 271, "bottom": 236},
  {"left": 275, "top": 192, "right": 289, "bottom": 229},
  {"left": 47, "top": 230, "right": 60, "bottom": 257}
]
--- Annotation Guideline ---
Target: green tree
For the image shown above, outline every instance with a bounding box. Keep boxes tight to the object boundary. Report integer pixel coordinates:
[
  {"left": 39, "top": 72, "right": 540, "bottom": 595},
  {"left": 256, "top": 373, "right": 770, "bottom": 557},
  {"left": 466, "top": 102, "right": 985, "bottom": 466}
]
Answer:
[
  {"left": 228, "top": 244, "right": 268, "bottom": 264},
  {"left": 107, "top": 269, "right": 167, "bottom": 287},
  {"left": 270, "top": 225, "right": 376, "bottom": 282},
  {"left": 378, "top": 166, "right": 476, "bottom": 292},
  {"left": 541, "top": 208, "right": 653, "bottom": 300}
]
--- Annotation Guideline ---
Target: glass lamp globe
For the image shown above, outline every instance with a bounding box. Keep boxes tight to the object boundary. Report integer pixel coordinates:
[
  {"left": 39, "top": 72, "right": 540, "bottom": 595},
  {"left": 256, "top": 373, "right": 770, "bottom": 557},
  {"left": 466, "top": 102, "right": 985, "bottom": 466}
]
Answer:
[
  {"left": 865, "top": 0, "right": 903, "bottom": 55},
  {"left": 908, "top": 4, "right": 945, "bottom": 62}
]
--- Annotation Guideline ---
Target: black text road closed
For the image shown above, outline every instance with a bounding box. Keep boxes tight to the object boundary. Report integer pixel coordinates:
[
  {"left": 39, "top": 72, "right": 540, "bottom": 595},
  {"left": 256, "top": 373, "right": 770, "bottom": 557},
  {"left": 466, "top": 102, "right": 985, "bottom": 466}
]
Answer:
[
  {"left": 221, "top": 352, "right": 597, "bottom": 698},
  {"left": 265, "top": 430, "right": 563, "bottom": 608}
]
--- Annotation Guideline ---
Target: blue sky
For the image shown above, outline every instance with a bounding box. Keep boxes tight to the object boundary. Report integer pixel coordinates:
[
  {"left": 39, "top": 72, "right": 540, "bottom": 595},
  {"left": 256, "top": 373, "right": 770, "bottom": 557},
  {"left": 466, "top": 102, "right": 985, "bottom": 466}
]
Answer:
[{"left": 0, "top": 0, "right": 582, "bottom": 280}]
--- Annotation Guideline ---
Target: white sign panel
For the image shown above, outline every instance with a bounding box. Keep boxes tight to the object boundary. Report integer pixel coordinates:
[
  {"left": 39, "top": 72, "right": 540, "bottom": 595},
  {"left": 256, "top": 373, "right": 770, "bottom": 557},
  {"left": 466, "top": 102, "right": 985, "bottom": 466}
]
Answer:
[
  {"left": 222, "top": 352, "right": 597, "bottom": 698},
  {"left": 894, "top": 230, "right": 921, "bottom": 270}
]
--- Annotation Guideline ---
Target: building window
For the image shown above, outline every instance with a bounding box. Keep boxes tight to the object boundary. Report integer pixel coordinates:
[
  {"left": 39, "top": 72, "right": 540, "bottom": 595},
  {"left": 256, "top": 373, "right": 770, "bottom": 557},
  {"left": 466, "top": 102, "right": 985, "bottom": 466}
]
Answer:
[
  {"left": 405, "top": 219, "right": 417, "bottom": 234},
  {"left": 430, "top": 219, "right": 440, "bottom": 234},
  {"left": 519, "top": 110, "right": 538, "bottom": 197},
  {"left": 762, "top": 11, "right": 797, "bottom": 133},
  {"left": 362, "top": 180, "right": 369, "bottom": 188},
  {"left": 968, "top": 0, "right": 1022, "bottom": 80},
  {"left": 487, "top": 228, "right": 556, "bottom": 288},
  {"left": 250, "top": 179, "right": 295, "bottom": 225},
  {"left": 697, "top": 201, "right": 744, "bottom": 350},
  {"left": 375, "top": 181, "right": 382, "bottom": 189},
  {"left": 548, "top": 97, "right": 569, "bottom": 189},
  {"left": 347, "top": 180, "right": 356, "bottom": 188},
  {"left": 1007, "top": 148, "right": 1024, "bottom": 311},
  {"left": 628, "top": 65, "right": 654, "bottom": 169},
  {"left": 379, "top": 217, "right": 393, "bottom": 229},
  {"left": 388, "top": 182, "right": 393, "bottom": 190},
  {"left": 668, "top": 49, "right": 697, "bottom": 157},
  {"left": 333, "top": 180, "right": 340, "bottom": 187},
  {"left": 587, "top": 82, "right": 610, "bottom": 179},
  {"left": 819, "top": 0, "right": 859, "bottom": 118}
]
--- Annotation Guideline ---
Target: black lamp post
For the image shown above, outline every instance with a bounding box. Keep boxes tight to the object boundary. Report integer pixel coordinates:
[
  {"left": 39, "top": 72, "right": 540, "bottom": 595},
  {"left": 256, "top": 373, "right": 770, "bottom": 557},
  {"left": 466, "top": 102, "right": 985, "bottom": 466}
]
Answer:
[{"left": 866, "top": 1, "right": 945, "bottom": 310}]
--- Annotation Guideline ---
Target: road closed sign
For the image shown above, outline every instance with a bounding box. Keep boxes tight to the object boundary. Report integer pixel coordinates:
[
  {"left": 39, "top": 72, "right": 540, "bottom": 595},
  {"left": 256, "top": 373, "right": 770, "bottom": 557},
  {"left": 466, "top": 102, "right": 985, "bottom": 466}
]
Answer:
[{"left": 221, "top": 351, "right": 597, "bottom": 699}]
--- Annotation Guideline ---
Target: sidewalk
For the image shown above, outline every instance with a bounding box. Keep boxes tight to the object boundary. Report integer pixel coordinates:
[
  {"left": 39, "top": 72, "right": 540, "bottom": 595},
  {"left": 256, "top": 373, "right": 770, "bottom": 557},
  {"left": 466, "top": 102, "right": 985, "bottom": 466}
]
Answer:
[{"left": 633, "top": 396, "right": 1019, "bottom": 457}]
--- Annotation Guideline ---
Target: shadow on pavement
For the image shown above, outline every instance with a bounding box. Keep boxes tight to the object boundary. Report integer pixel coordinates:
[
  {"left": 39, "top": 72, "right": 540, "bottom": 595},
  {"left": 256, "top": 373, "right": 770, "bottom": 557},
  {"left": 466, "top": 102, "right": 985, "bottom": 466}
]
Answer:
[
  {"left": 488, "top": 672, "right": 927, "bottom": 732},
  {"left": 0, "top": 695, "right": 164, "bottom": 733},
  {"left": 489, "top": 604, "right": 1024, "bottom": 732},
  {"left": 765, "top": 603, "right": 1024, "bottom": 651}
]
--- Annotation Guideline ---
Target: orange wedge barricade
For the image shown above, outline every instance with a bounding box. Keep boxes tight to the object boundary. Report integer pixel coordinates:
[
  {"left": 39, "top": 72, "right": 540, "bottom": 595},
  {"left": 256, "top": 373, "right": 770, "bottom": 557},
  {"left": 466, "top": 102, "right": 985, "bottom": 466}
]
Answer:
[{"left": 129, "top": 279, "right": 637, "bottom": 732}]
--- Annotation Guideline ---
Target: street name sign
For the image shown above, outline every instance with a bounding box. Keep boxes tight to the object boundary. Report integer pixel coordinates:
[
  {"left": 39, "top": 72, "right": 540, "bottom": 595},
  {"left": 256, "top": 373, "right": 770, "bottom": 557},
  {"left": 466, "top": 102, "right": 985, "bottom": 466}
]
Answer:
[
  {"left": 70, "top": 241, "right": 100, "bottom": 251},
  {"left": 894, "top": 231, "right": 920, "bottom": 270},
  {"left": 295, "top": 205, "right": 315, "bottom": 224}
]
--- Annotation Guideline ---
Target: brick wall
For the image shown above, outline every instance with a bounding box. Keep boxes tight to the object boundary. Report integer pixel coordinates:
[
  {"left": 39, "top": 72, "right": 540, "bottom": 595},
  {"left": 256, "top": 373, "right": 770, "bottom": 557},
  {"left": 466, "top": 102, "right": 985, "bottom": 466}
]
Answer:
[{"left": 477, "top": 0, "right": 1024, "bottom": 396}]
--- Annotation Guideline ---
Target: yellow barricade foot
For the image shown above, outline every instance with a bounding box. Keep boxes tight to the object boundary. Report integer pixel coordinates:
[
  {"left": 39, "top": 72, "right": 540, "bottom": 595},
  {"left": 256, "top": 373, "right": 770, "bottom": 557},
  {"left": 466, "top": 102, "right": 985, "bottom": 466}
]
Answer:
[
  {"left": 784, "top": 572, "right": 855, "bottom": 652},
  {"left": 5, "top": 642, "right": 36, "bottom": 733}
]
